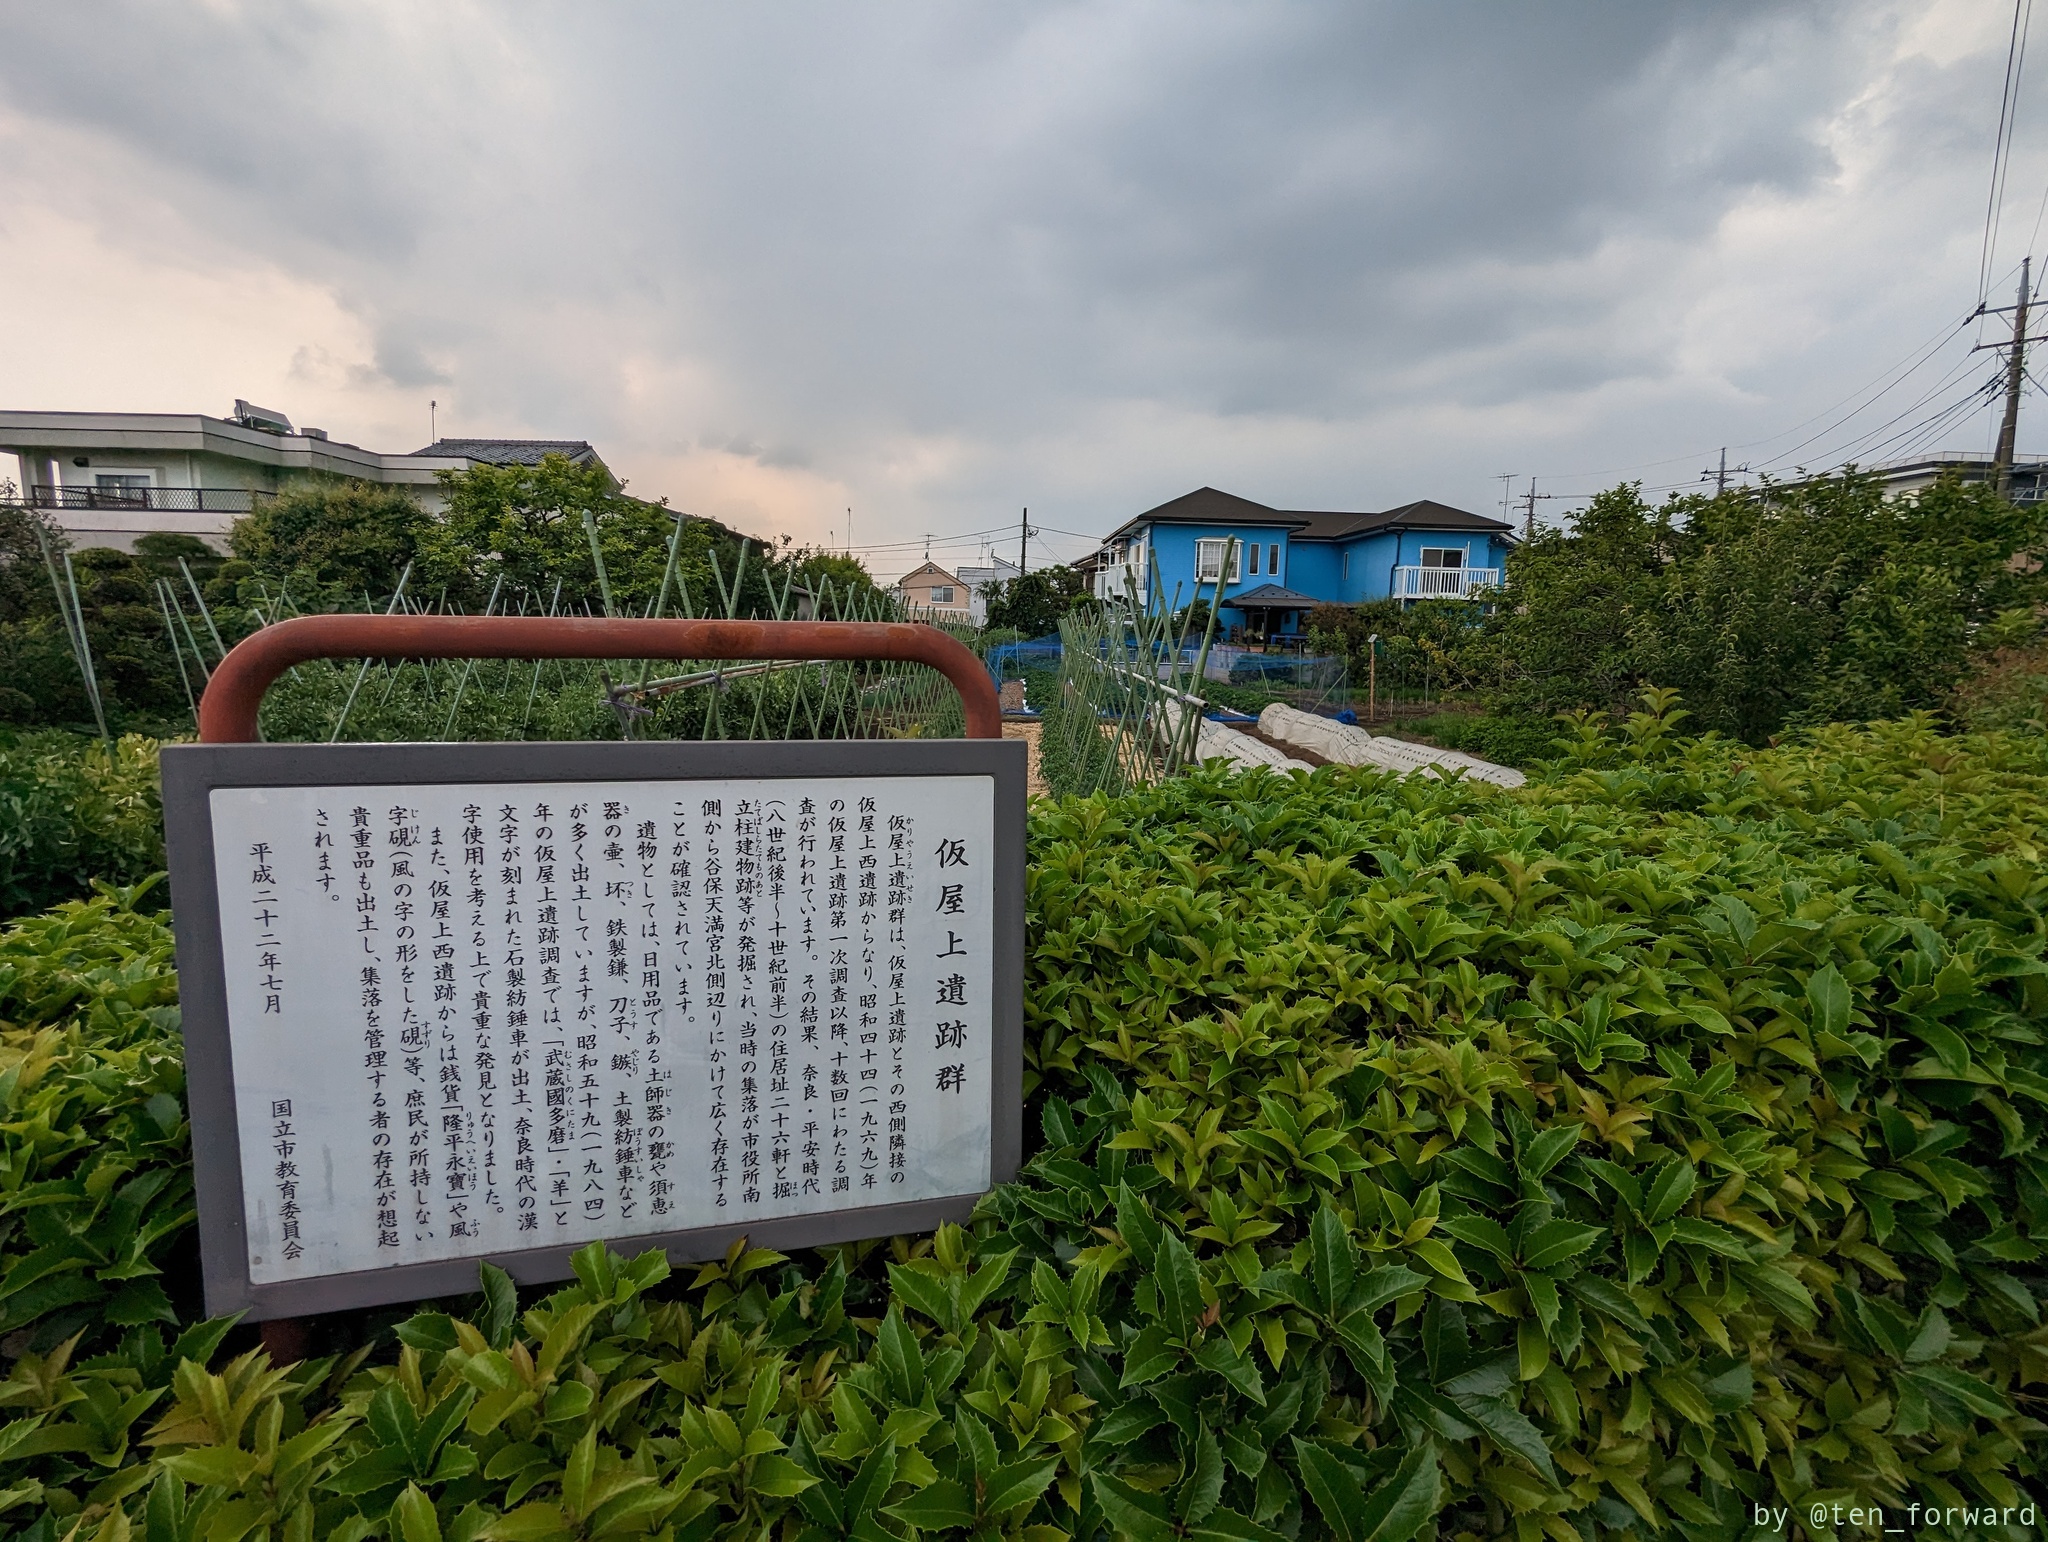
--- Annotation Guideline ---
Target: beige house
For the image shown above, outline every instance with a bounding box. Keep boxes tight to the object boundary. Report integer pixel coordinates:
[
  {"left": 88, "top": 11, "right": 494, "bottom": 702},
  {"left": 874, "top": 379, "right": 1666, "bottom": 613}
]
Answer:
[{"left": 892, "top": 560, "right": 974, "bottom": 623}]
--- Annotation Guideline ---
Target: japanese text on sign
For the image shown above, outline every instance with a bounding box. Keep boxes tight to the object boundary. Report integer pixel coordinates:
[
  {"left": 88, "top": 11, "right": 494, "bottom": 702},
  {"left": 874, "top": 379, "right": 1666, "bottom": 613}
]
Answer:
[{"left": 208, "top": 775, "right": 995, "bottom": 1283}]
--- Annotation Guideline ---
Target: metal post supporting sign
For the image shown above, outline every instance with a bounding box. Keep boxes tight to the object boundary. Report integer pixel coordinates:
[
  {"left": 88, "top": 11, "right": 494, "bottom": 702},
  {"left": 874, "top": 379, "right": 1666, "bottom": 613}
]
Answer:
[{"left": 161, "top": 616, "right": 1023, "bottom": 1358}]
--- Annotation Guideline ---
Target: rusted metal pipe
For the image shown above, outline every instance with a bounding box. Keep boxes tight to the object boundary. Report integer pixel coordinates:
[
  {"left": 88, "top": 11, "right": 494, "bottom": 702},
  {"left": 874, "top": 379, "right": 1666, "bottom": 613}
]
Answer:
[{"left": 197, "top": 614, "right": 1003, "bottom": 743}]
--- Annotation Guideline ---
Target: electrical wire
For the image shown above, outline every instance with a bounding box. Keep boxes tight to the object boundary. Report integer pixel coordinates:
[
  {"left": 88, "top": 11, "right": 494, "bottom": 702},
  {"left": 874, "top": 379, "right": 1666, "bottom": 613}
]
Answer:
[
  {"left": 1746, "top": 335, "right": 1989, "bottom": 475},
  {"left": 1983, "top": 0, "right": 2034, "bottom": 302},
  {"left": 1741, "top": 321, "right": 1982, "bottom": 472},
  {"left": 1533, "top": 307, "right": 1983, "bottom": 490},
  {"left": 1546, "top": 365, "right": 2004, "bottom": 513},
  {"left": 1848, "top": 378, "right": 2005, "bottom": 466},
  {"left": 839, "top": 532, "right": 1097, "bottom": 558}
]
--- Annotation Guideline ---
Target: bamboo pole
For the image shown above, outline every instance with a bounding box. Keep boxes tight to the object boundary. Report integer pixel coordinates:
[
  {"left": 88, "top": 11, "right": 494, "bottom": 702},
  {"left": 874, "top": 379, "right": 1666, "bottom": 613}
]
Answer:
[{"left": 156, "top": 579, "right": 199, "bottom": 726}]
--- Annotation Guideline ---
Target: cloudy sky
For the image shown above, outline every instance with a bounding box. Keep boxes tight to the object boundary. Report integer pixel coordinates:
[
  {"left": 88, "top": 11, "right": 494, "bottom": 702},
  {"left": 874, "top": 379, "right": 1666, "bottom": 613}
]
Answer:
[{"left": 1, "top": 1, "right": 2038, "bottom": 576}]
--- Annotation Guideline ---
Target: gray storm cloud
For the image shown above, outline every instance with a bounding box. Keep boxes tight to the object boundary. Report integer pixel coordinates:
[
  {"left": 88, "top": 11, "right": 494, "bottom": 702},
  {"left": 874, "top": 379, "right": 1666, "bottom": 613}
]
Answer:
[{"left": 0, "top": 1, "right": 2023, "bottom": 562}]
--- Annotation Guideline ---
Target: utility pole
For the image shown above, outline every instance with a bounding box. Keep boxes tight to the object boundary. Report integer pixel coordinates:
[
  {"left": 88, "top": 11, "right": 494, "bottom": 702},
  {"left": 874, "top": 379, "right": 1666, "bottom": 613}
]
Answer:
[
  {"left": 1699, "top": 447, "right": 1749, "bottom": 494},
  {"left": 1018, "top": 508, "right": 1030, "bottom": 575},
  {"left": 1519, "top": 478, "right": 1558, "bottom": 540},
  {"left": 1995, "top": 256, "right": 2032, "bottom": 496},
  {"left": 1974, "top": 257, "right": 2048, "bottom": 497}
]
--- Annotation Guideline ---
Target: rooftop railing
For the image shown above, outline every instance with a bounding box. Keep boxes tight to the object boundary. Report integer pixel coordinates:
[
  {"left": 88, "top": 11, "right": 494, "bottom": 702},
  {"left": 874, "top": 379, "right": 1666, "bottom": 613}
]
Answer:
[{"left": 6, "top": 486, "right": 271, "bottom": 513}]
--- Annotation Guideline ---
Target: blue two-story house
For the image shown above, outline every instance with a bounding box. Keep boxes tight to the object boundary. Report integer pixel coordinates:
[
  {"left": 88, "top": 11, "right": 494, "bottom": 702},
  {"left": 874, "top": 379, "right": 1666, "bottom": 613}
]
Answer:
[{"left": 1091, "top": 487, "right": 1515, "bottom": 639}]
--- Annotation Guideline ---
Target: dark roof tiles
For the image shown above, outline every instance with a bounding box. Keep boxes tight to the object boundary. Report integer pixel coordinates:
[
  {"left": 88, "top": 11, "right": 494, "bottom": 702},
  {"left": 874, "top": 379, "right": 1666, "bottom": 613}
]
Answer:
[
  {"left": 1285, "top": 499, "right": 1512, "bottom": 541},
  {"left": 412, "top": 438, "right": 600, "bottom": 466},
  {"left": 1123, "top": 487, "right": 1300, "bottom": 530},
  {"left": 1227, "top": 583, "right": 1324, "bottom": 607},
  {"left": 1106, "top": 487, "right": 1511, "bottom": 543}
]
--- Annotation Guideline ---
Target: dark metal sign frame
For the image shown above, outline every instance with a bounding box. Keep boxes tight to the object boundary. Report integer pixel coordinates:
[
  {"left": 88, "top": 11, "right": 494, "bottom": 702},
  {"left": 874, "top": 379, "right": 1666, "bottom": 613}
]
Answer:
[{"left": 162, "top": 616, "right": 1021, "bottom": 1331}]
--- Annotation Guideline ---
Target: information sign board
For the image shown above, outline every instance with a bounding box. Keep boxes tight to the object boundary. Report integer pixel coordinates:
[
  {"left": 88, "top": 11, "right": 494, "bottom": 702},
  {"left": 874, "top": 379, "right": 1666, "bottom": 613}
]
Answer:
[{"left": 162, "top": 740, "right": 1025, "bottom": 1320}]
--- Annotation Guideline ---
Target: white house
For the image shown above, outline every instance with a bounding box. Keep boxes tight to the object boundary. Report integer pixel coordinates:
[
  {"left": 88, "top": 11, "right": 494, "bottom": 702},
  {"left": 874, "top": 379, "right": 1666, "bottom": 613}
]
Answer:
[
  {"left": 953, "top": 556, "right": 1021, "bottom": 627},
  {"left": 0, "top": 402, "right": 617, "bottom": 551}
]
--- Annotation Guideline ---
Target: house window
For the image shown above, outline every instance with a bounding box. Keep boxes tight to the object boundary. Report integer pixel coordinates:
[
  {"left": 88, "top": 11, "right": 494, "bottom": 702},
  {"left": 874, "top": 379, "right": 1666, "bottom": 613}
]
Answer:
[
  {"left": 1419, "top": 548, "right": 1465, "bottom": 569},
  {"left": 94, "top": 473, "right": 151, "bottom": 503},
  {"left": 1194, "top": 538, "right": 1242, "bottom": 583},
  {"left": 930, "top": 585, "right": 955, "bottom": 604},
  {"left": 1342, "top": 551, "right": 1349, "bottom": 580},
  {"left": 1268, "top": 544, "right": 1280, "bottom": 576},
  {"left": 1248, "top": 544, "right": 1260, "bottom": 576}
]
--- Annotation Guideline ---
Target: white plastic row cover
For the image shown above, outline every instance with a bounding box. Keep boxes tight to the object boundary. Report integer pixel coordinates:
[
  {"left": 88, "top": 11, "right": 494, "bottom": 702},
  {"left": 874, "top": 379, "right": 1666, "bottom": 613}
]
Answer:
[{"left": 1256, "top": 702, "right": 1525, "bottom": 787}]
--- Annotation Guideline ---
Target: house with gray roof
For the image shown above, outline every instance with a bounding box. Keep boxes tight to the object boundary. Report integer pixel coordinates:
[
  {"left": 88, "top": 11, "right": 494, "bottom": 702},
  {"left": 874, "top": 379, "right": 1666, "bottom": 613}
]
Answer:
[
  {"left": 1092, "top": 486, "right": 1514, "bottom": 640},
  {"left": 0, "top": 403, "right": 618, "bottom": 551}
]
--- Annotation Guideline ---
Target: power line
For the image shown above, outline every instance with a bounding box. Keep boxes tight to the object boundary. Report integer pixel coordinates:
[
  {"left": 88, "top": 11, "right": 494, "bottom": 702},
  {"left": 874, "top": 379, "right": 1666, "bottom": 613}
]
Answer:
[
  {"left": 1530, "top": 308, "right": 1983, "bottom": 490},
  {"left": 1850, "top": 378, "right": 2005, "bottom": 466},
  {"left": 819, "top": 521, "right": 1030, "bottom": 555},
  {"left": 1982, "top": 0, "right": 2035, "bottom": 301},
  {"left": 1745, "top": 317, "right": 1987, "bottom": 475}
]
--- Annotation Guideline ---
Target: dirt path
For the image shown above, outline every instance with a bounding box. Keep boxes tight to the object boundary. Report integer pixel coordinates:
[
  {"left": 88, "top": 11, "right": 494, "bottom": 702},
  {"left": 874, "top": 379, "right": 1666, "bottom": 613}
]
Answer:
[{"left": 1003, "top": 720, "right": 1049, "bottom": 797}]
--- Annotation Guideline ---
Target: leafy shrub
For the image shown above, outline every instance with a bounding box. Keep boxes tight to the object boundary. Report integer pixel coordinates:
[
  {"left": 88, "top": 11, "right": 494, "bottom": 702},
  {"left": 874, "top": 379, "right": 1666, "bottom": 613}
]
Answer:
[
  {"left": 1396, "top": 712, "right": 1559, "bottom": 769},
  {"left": 227, "top": 481, "right": 432, "bottom": 602},
  {"left": 0, "top": 735, "right": 165, "bottom": 920},
  {"left": 1481, "top": 474, "right": 2048, "bottom": 740},
  {"left": 3, "top": 703, "right": 2047, "bottom": 1540},
  {"left": 0, "top": 884, "right": 192, "bottom": 1338},
  {"left": 1950, "top": 637, "right": 2048, "bottom": 734}
]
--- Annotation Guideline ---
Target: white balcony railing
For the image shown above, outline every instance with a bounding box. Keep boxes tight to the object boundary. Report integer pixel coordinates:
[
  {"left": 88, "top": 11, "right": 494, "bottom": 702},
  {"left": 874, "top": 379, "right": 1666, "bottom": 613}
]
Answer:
[
  {"left": 1392, "top": 565, "right": 1501, "bottom": 600},
  {"left": 1093, "top": 560, "right": 1148, "bottom": 601}
]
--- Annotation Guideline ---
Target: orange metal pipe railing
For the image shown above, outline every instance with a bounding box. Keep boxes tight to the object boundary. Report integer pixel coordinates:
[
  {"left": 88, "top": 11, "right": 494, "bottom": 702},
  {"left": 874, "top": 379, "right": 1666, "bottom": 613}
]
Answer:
[{"left": 196, "top": 614, "right": 1003, "bottom": 743}]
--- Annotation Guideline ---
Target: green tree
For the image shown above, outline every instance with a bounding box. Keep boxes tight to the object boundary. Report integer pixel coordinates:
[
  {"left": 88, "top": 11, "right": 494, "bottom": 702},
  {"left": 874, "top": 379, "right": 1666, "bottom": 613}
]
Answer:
[
  {"left": 0, "top": 501, "right": 65, "bottom": 628},
  {"left": 228, "top": 479, "right": 431, "bottom": 600},
  {"left": 1638, "top": 471, "right": 2047, "bottom": 735},
  {"left": 132, "top": 531, "right": 223, "bottom": 583},
  {"left": 1306, "top": 597, "right": 1489, "bottom": 692},
  {"left": 411, "top": 454, "right": 784, "bottom": 617},
  {"left": 786, "top": 547, "right": 883, "bottom": 609},
  {"left": 1479, "top": 470, "right": 2048, "bottom": 740},
  {"left": 0, "top": 540, "right": 195, "bottom": 732},
  {"left": 1482, "top": 482, "right": 1674, "bottom": 721},
  {"left": 981, "top": 565, "right": 1090, "bottom": 637}
]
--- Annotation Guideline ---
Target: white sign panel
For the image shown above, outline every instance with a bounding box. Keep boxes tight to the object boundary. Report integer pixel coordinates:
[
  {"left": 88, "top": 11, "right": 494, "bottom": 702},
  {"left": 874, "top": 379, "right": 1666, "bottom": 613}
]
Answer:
[{"left": 206, "top": 775, "right": 995, "bottom": 1286}]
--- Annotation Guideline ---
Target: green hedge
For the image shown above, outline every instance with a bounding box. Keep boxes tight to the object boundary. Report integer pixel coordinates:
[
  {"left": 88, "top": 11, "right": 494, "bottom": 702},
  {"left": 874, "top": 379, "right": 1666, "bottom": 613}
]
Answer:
[
  {"left": 0, "top": 735, "right": 164, "bottom": 920},
  {"left": 1394, "top": 712, "right": 1561, "bottom": 770},
  {"left": 2, "top": 703, "right": 2045, "bottom": 1541}
]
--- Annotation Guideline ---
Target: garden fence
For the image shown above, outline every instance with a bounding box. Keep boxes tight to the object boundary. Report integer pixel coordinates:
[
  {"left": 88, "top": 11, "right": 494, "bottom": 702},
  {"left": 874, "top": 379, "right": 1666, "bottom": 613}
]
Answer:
[{"left": 49, "top": 517, "right": 981, "bottom": 747}]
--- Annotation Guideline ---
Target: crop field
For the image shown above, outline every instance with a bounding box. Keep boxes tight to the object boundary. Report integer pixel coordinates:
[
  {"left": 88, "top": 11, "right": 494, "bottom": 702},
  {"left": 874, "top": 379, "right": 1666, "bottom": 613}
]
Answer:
[{"left": 1, "top": 699, "right": 2045, "bottom": 1542}]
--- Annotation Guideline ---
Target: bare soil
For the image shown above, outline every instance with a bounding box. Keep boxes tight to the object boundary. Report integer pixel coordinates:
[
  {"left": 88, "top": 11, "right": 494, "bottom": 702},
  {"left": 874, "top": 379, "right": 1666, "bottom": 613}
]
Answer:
[{"left": 1003, "top": 720, "right": 1049, "bottom": 798}]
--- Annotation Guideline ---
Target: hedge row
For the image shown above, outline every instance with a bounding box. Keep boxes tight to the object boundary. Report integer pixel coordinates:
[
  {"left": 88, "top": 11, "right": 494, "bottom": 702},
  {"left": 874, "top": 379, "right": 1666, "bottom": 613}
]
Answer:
[
  {"left": 1, "top": 701, "right": 2045, "bottom": 1541},
  {"left": 0, "top": 735, "right": 164, "bottom": 921}
]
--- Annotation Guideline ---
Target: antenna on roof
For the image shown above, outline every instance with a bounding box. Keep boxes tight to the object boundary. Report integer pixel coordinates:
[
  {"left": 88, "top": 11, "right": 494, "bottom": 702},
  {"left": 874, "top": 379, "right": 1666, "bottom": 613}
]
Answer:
[{"left": 430, "top": 400, "right": 437, "bottom": 443}]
